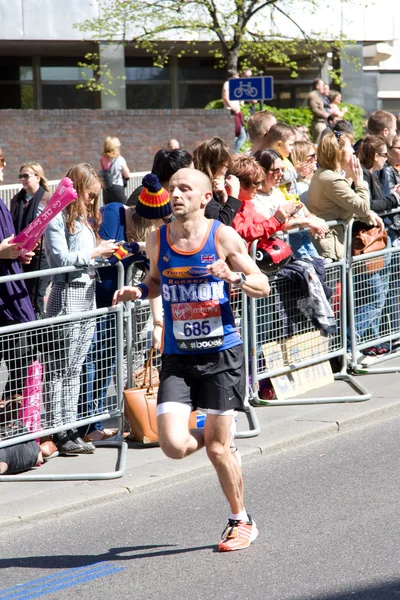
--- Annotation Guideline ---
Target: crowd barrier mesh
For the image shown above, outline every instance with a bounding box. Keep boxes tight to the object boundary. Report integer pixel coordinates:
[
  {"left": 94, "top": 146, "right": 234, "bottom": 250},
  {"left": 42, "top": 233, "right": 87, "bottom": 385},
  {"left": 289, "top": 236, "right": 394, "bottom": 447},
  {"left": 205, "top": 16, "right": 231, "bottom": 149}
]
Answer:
[
  {"left": 347, "top": 215, "right": 400, "bottom": 374},
  {"left": 0, "top": 264, "right": 127, "bottom": 481}
]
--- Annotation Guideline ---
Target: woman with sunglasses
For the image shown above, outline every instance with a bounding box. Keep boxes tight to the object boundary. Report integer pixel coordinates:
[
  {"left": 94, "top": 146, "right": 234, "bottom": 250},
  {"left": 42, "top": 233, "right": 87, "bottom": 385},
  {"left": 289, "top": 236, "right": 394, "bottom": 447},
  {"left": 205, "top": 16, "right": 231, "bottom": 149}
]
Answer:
[
  {"left": 226, "top": 154, "right": 294, "bottom": 244},
  {"left": 78, "top": 174, "right": 168, "bottom": 441},
  {"left": 0, "top": 149, "right": 37, "bottom": 415},
  {"left": 358, "top": 135, "right": 400, "bottom": 213},
  {"left": 10, "top": 162, "right": 51, "bottom": 316},
  {"left": 253, "top": 149, "right": 327, "bottom": 260},
  {"left": 385, "top": 134, "right": 400, "bottom": 191},
  {"left": 43, "top": 163, "right": 118, "bottom": 455},
  {"left": 358, "top": 135, "right": 400, "bottom": 357}
]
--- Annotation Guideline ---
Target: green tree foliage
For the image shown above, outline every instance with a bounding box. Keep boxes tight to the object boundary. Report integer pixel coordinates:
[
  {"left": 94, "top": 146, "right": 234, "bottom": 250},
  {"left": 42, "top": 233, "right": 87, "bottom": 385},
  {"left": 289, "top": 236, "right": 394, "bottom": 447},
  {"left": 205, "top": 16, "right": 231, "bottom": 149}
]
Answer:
[
  {"left": 75, "top": 0, "right": 362, "bottom": 93},
  {"left": 205, "top": 99, "right": 366, "bottom": 140}
]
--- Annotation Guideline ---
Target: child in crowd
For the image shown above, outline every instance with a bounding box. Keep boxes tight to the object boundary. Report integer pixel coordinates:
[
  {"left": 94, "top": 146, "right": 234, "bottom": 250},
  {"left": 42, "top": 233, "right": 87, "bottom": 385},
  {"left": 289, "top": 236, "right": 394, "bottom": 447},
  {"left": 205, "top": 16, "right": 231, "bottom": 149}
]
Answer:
[
  {"left": 265, "top": 123, "right": 298, "bottom": 201},
  {"left": 290, "top": 140, "right": 318, "bottom": 206}
]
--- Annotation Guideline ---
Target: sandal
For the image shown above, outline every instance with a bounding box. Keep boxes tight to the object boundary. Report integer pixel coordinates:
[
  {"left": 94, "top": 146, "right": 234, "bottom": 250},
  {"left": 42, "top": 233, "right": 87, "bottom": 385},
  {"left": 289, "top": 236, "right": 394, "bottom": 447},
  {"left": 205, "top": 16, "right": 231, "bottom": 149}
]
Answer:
[
  {"left": 69, "top": 430, "right": 95, "bottom": 453},
  {"left": 56, "top": 438, "right": 92, "bottom": 455}
]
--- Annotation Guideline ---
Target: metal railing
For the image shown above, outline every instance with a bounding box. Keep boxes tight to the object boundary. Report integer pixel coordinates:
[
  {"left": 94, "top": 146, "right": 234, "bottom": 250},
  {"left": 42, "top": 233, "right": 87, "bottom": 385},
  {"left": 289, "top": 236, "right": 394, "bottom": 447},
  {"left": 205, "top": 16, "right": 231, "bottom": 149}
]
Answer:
[
  {"left": 346, "top": 214, "right": 400, "bottom": 374},
  {"left": 0, "top": 171, "right": 148, "bottom": 209},
  {"left": 0, "top": 262, "right": 127, "bottom": 481},
  {"left": 247, "top": 221, "right": 371, "bottom": 406}
]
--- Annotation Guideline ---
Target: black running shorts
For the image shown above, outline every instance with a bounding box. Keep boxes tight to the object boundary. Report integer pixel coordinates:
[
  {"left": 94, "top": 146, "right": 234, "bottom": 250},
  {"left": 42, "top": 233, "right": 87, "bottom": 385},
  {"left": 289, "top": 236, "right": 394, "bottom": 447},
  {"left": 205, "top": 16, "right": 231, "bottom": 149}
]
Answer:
[{"left": 158, "top": 344, "right": 246, "bottom": 412}]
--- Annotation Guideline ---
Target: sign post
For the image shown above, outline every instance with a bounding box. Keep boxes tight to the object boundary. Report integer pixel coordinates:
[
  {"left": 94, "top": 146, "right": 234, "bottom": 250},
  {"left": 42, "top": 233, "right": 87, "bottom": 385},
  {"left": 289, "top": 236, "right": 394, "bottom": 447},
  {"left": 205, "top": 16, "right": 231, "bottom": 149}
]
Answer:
[{"left": 228, "top": 76, "right": 274, "bottom": 111}]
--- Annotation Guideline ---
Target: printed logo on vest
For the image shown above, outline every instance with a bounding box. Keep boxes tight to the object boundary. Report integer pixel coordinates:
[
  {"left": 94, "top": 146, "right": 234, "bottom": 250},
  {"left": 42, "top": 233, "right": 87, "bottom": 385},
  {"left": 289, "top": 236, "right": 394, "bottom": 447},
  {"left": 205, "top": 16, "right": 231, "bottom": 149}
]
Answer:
[{"left": 162, "top": 266, "right": 210, "bottom": 279}]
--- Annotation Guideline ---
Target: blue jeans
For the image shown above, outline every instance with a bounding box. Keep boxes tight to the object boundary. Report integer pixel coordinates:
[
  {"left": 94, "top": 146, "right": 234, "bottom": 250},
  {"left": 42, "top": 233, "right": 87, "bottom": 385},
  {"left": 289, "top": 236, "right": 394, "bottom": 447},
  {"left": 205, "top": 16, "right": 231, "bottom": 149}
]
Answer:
[
  {"left": 347, "top": 258, "right": 391, "bottom": 349},
  {"left": 235, "top": 125, "right": 247, "bottom": 153},
  {"left": 78, "top": 314, "right": 117, "bottom": 435},
  {"left": 289, "top": 231, "right": 319, "bottom": 261}
]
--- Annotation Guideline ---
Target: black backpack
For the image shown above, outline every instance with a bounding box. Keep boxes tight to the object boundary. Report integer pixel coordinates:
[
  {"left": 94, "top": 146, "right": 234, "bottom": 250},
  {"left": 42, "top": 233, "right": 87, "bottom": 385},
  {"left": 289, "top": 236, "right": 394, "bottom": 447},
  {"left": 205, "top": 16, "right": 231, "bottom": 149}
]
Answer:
[{"left": 99, "top": 157, "right": 116, "bottom": 189}]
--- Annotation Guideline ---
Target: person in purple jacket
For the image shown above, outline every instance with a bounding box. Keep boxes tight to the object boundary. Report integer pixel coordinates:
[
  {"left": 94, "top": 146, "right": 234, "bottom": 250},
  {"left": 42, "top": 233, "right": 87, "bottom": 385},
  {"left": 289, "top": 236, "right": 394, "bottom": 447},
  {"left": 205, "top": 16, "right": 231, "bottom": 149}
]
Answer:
[{"left": 0, "top": 147, "right": 36, "bottom": 410}]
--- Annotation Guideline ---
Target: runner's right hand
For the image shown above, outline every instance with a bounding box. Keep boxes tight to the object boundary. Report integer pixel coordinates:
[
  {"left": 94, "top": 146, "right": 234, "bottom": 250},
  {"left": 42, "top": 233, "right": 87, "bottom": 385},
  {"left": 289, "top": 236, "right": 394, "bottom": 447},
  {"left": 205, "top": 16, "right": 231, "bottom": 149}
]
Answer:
[{"left": 112, "top": 285, "right": 143, "bottom": 306}]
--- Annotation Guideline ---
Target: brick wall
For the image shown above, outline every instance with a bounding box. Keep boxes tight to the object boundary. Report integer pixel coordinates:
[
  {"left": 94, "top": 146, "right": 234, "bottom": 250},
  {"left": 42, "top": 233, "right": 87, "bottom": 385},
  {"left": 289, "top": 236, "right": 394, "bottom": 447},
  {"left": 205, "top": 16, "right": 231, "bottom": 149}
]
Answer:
[{"left": 0, "top": 109, "right": 235, "bottom": 183}]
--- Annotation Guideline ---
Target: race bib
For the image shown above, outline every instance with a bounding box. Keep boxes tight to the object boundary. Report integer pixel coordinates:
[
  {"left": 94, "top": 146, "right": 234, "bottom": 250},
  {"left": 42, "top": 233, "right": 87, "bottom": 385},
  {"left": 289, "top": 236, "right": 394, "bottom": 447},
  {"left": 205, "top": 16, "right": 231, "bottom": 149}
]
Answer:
[{"left": 172, "top": 300, "right": 224, "bottom": 351}]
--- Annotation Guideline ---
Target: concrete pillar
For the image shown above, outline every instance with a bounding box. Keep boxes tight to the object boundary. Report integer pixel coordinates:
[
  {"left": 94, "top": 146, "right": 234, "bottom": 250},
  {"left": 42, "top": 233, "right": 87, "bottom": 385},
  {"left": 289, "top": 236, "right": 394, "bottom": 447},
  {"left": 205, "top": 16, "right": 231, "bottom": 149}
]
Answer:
[
  {"left": 99, "top": 42, "right": 126, "bottom": 109},
  {"left": 340, "top": 43, "right": 365, "bottom": 108}
]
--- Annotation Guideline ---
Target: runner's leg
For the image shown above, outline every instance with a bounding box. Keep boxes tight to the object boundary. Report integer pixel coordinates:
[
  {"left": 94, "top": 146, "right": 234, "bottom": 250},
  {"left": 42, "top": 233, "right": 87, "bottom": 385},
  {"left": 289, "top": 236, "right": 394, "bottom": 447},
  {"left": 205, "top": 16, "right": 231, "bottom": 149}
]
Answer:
[
  {"left": 204, "top": 413, "right": 244, "bottom": 515},
  {"left": 157, "top": 409, "right": 205, "bottom": 459}
]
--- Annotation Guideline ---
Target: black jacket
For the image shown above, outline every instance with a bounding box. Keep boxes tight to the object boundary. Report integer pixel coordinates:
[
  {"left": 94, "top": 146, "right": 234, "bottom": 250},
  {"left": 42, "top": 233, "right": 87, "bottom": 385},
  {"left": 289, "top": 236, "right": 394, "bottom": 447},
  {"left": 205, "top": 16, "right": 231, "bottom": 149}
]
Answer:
[
  {"left": 205, "top": 194, "right": 241, "bottom": 225},
  {"left": 362, "top": 167, "right": 399, "bottom": 213}
]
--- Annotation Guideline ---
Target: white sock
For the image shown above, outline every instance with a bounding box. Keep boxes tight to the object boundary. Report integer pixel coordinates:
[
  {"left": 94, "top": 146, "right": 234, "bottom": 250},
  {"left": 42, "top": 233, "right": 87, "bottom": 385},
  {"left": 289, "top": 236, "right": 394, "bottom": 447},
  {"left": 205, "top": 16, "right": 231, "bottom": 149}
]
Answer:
[{"left": 229, "top": 509, "right": 248, "bottom": 522}]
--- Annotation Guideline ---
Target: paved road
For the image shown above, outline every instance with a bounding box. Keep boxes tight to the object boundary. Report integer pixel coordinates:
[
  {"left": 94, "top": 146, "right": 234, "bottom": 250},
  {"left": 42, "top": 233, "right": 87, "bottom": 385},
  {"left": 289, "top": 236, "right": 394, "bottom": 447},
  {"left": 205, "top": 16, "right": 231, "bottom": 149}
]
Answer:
[{"left": 1, "top": 417, "right": 400, "bottom": 600}]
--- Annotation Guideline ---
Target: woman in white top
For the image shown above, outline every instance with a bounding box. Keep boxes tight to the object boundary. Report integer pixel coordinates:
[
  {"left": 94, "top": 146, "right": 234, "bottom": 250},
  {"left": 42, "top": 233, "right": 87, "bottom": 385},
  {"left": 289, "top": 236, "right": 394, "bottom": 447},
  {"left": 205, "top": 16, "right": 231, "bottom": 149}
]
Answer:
[
  {"left": 44, "top": 163, "right": 118, "bottom": 455},
  {"left": 100, "top": 136, "right": 131, "bottom": 205}
]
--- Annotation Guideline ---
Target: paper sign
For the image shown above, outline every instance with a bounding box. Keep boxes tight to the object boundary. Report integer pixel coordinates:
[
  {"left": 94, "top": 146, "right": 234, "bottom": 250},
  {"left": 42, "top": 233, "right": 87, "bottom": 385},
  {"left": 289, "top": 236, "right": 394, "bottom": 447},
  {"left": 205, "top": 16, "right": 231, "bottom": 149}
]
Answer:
[{"left": 271, "top": 360, "right": 334, "bottom": 400}]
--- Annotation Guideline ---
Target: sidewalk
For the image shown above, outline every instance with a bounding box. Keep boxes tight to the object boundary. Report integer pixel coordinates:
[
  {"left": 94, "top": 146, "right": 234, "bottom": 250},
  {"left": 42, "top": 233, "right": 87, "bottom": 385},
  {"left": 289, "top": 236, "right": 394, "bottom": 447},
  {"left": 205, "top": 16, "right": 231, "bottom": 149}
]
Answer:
[{"left": 1, "top": 367, "right": 399, "bottom": 531}]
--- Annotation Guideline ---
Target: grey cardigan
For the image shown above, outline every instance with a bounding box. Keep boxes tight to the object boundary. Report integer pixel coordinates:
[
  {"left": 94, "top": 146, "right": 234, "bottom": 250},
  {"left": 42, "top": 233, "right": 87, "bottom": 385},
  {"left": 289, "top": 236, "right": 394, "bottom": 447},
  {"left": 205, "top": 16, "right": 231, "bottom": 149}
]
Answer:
[{"left": 44, "top": 211, "right": 96, "bottom": 282}]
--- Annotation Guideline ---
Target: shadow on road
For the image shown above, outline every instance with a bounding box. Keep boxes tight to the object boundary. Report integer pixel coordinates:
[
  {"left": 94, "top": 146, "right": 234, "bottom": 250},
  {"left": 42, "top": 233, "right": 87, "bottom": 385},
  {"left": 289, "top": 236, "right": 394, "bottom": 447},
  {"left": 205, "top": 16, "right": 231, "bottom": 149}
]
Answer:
[{"left": 0, "top": 543, "right": 216, "bottom": 571}]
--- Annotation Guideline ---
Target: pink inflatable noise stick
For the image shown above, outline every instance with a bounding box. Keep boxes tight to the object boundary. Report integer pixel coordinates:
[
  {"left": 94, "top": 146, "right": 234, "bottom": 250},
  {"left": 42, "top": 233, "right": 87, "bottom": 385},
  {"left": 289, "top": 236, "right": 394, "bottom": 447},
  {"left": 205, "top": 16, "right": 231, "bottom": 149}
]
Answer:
[
  {"left": 13, "top": 177, "right": 78, "bottom": 257},
  {"left": 18, "top": 360, "right": 43, "bottom": 444}
]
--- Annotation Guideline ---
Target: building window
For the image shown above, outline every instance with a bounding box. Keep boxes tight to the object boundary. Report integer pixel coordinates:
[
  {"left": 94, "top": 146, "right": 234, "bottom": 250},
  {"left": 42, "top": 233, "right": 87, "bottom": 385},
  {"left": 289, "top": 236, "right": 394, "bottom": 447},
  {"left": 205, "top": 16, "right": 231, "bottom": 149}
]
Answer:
[
  {"left": 0, "top": 58, "right": 34, "bottom": 109},
  {"left": 40, "top": 58, "right": 96, "bottom": 109},
  {"left": 178, "top": 58, "right": 224, "bottom": 109},
  {"left": 125, "top": 58, "right": 171, "bottom": 108}
]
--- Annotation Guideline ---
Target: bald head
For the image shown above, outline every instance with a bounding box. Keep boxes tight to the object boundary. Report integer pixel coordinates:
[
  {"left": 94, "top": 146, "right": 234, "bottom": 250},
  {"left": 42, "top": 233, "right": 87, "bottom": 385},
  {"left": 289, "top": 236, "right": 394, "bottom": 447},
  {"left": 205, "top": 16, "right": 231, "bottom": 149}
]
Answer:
[
  {"left": 172, "top": 167, "right": 213, "bottom": 193},
  {"left": 168, "top": 138, "right": 180, "bottom": 150}
]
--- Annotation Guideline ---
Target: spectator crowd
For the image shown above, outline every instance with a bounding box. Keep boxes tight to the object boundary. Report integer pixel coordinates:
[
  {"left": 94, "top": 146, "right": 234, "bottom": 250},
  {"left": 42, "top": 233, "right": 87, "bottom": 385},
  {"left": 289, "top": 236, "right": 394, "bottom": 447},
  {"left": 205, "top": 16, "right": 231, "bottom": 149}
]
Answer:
[{"left": 1, "top": 79, "right": 400, "bottom": 473}]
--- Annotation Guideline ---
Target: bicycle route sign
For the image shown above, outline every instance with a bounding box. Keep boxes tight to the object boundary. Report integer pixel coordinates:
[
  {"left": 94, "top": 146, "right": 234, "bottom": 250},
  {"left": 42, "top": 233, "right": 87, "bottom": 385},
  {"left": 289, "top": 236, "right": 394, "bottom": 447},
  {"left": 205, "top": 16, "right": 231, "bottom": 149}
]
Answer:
[{"left": 228, "top": 76, "right": 274, "bottom": 101}]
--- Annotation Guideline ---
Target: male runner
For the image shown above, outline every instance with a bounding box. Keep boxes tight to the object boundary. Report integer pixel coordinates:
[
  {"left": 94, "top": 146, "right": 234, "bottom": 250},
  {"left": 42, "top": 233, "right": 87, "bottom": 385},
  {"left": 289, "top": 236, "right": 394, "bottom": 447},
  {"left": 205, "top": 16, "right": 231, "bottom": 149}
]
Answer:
[{"left": 113, "top": 168, "right": 270, "bottom": 551}]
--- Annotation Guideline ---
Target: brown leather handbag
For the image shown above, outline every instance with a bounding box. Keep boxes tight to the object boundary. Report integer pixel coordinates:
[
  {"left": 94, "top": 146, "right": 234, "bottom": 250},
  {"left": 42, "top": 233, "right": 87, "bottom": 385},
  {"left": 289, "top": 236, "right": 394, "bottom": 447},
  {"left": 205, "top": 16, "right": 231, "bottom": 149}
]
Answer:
[
  {"left": 352, "top": 225, "right": 388, "bottom": 274},
  {"left": 124, "top": 349, "right": 196, "bottom": 444}
]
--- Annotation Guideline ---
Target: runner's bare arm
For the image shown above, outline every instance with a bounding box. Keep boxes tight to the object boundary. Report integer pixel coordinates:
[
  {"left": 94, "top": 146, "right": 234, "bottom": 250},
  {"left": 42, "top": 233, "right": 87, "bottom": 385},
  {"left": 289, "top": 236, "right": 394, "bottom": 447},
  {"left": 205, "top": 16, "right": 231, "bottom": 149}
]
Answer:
[
  {"left": 112, "top": 231, "right": 161, "bottom": 305},
  {"left": 207, "top": 225, "right": 270, "bottom": 298}
]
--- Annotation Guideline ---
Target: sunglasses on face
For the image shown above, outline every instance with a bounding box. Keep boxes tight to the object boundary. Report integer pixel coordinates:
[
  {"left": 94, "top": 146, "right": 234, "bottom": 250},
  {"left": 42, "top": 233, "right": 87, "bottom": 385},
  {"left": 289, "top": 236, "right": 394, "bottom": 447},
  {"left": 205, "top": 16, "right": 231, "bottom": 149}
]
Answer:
[
  {"left": 19, "top": 173, "right": 36, "bottom": 180},
  {"left": 87, "top": 192, "right": 99, "bottom": 200}
]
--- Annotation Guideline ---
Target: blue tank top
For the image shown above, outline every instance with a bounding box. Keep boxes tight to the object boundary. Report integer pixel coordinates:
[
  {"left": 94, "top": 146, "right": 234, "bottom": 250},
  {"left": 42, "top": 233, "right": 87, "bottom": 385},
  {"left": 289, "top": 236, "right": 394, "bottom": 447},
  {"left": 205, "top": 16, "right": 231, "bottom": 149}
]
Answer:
[{"left": 157, "top": 219, "right": 242, "bottom": 355}]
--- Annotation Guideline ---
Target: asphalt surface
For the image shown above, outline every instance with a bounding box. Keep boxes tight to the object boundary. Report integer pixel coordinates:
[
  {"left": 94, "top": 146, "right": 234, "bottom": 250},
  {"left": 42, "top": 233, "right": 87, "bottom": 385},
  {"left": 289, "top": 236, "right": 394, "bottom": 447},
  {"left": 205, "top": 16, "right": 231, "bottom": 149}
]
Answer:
[
  {"left": 1, "top": 362, "right": 400, "bottom": 533},
  {"left": 0, "top": 416, "right": 399, "bottom": 600}
]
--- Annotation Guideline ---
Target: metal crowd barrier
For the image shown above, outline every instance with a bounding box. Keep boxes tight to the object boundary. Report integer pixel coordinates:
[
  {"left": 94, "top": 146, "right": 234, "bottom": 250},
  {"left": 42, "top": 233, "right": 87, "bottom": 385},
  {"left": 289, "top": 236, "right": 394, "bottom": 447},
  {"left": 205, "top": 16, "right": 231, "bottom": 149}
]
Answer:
[
  {"left": 248, "top": 221, "right": 371, "bottom": 406},
  {"left": 0, "top": 262, "right": 127, "bottom": 481},
  {"left": 346, "top": 214, "right": 400, "bottom": 374},
  {"left": 0, "top": 172, "right": 148, "bottom": 210}
]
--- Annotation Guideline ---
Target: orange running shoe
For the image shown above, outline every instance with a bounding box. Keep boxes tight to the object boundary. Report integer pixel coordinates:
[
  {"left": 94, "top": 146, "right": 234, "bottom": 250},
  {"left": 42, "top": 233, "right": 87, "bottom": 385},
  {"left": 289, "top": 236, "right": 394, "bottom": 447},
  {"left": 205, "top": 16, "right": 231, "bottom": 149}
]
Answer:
[{"left": 218, "top": 515, "right": 259, "bottom": 552}]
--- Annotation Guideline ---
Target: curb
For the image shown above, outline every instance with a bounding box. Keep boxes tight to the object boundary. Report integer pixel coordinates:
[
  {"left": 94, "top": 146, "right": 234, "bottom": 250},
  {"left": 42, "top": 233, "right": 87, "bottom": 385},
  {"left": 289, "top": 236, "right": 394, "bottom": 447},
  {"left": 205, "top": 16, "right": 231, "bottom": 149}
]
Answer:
[{"left": 1, "top": 400, "right": 400, "bottom": 532}]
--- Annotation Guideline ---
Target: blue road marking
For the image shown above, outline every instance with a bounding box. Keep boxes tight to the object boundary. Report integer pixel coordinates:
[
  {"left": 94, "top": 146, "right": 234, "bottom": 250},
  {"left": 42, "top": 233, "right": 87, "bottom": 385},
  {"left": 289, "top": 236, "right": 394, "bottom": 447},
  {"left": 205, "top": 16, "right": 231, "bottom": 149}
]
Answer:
[{"left": 0, "top": 562, "right": 125, "bottom": 599}]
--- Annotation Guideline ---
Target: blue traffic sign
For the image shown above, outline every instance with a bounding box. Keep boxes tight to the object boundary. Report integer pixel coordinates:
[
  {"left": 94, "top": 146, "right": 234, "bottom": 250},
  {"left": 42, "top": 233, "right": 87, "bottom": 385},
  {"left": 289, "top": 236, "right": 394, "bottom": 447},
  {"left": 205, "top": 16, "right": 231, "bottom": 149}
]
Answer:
[{"left": 228, "top": 76, "right": 274, "bottom": 102}]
